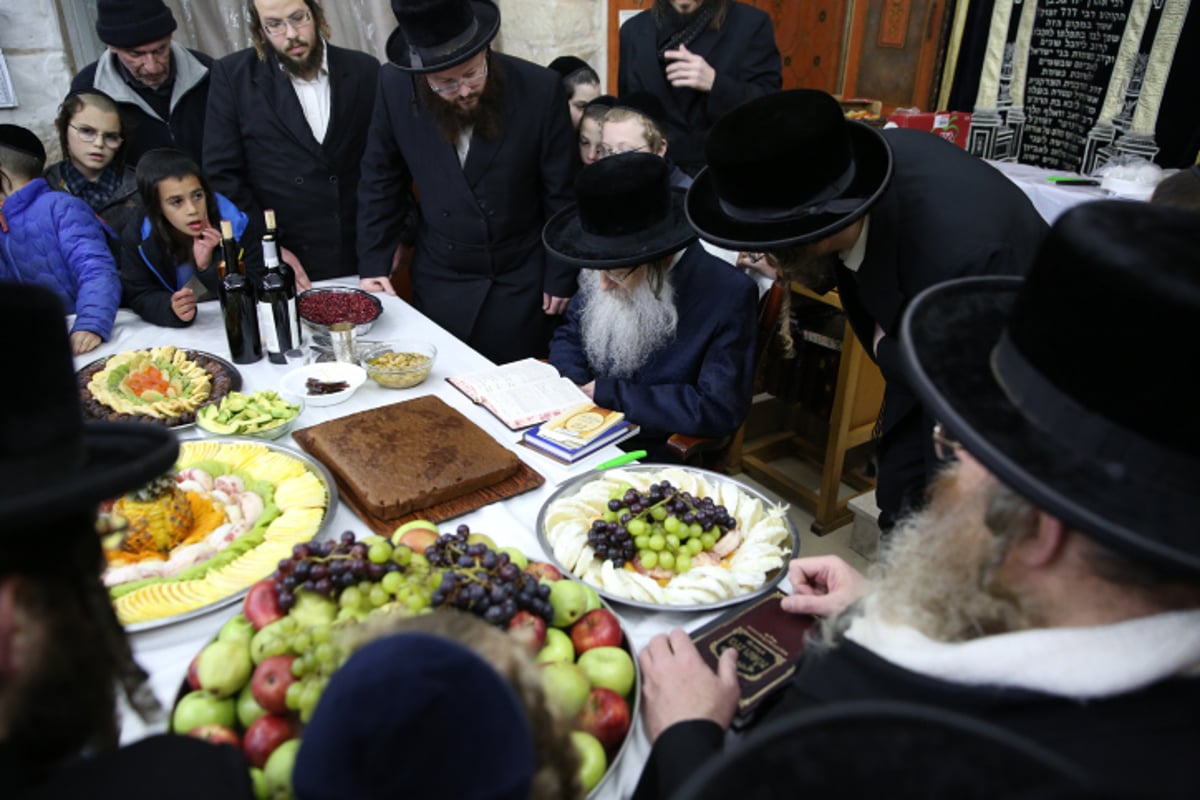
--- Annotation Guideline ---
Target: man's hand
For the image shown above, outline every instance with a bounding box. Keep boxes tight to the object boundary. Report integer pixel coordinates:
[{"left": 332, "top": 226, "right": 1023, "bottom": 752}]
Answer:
[
  {"left": 359, "top": 277, "right": 397, "bottom": 296},
  {"left": 543, "top": 293, "right": 571, "bottom": 315},
  {"left": 737, "top": 251, "right": 778, "bottom": 280},
  {"left": 639, "top": 629, "right": 740, "bottom": 744},
  {"left": 664, "top": 44, "right": 716, "bottom": 92},
  {"left": 579, "top": 380, "right": 596, "bottom": 400},
  {"left": 192, "top": 226, "right": 223, "bottom": 270},
  {"left": 781, "top": 555, "right": 869, "bottom": 617},
  {"left": 280, "top": 246, "right": 312, "bottom": 291},
  {"left": 170, "top": 287, "right": 197, "bottom": 322},
  {"left": 69, "top": 330, "right": 101, "bottom": 355}
]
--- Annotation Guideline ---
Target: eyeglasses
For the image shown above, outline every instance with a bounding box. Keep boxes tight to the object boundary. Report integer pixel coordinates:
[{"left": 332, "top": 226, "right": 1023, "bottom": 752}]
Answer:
[
  {"left": 596, "top": 144, "right": 650, "bottom": 159},
  {"left": 70, "top": 124, "right": 123, "bottom": 149},
  {"left": 932, "top": 422, "right": 961, "bottom": 462},
  {"left": 428, "top": 62, "right": 489, "bottom": 95},
  {"left": 605, "top": 266, "right": 641, "bottom": 286},
  {"left": 263, "top": 8, "right": 313, "bottom": 36}
]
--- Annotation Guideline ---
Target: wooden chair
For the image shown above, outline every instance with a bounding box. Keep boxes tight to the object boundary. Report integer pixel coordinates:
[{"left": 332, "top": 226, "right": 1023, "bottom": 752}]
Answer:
[{"left": 665, "top": 280, "right": 786, "bottom": 471}]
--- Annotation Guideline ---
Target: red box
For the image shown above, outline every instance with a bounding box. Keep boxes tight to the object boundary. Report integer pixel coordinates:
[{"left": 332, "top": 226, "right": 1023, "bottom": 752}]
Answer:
[{"left": 887, "top": 109, "right": 972, "bottom": 149}]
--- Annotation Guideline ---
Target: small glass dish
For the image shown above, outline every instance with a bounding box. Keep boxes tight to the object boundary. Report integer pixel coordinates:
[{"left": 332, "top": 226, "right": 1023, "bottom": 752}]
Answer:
[
  {"left": 280, "top": 362, "right": 368, "bottom": 407},
  {"left": 361, "top": 342, "right": 437, "bottom": 389},
  {"left": 297, "top": 287, "right": 383, "bottom": 338},
  {"left": 195, "top": 392, "right": 304, "bottom": 440}
]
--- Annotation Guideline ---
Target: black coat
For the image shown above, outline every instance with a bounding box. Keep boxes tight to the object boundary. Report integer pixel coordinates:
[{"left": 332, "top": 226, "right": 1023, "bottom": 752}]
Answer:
[
  {"left": 203, "top": 44, "right": 379, "bottom": 280},
  {"left": 618, "top": 2, "right": 781, "bottom": 176},
  {"left": 357, "top": 53, "right": 577, "bottom": 363}
]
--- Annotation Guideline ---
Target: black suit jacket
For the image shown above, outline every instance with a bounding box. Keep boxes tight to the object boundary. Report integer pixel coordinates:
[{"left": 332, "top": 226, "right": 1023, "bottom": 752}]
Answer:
[
  {"left": 203, "top": 44, "right": 379, "bottom": 280},
  {"left": 618, "top": 2, "right": 781, "bottom": 175},
  {"left": 356, "top": 53, "right": 577, "bottom": 363}
]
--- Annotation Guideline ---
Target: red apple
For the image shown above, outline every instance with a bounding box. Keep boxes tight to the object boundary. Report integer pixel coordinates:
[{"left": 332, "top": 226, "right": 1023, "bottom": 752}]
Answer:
[
  {"left": 571, "top": 608, "right": 623, "bottom": 654},
  {"left": 187, "top": 723, "right": 241, "bottom": 748},
  {"left": 251, "top": 655, "right": 297, "bottom": 715},
  {"left": 186, "top": 651, "right": 202, "bottom": 691},
  {"left": 525, "top": 561, "right": 563, "bottom": 582},
  {"left": 243, "top": 580, "right": 284, "bottom": 631},
  {"left": 242, "top": 714, "right": 294, "bottom": 768},
  {"left": 395, "top": 525, "right": 439, "bottom": 554},
  {"left": 576, "top": 688, "right": 631, "bottom": 751},
  {"left": 508, "top": 610, "right": 548, "bottom": 653}
]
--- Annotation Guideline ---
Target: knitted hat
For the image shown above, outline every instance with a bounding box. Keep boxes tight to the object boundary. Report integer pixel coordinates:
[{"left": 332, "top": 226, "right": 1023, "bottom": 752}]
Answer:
[{"left": 95, "top": 0, "right": 177, "bottom": 48}]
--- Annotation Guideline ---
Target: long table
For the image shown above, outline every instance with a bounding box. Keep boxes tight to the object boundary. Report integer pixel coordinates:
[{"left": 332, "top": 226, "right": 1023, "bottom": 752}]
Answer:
[{"left": 75, "top": 277, "right": 738, "bottom": 798}]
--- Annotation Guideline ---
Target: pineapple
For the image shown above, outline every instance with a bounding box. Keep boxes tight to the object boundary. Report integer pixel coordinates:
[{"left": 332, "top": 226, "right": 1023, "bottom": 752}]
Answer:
[{"left": 114, "top": 472, "right": 194, "bottom": 556}]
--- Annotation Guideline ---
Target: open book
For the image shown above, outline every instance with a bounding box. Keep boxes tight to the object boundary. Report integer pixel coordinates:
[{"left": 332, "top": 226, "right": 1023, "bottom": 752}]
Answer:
[{"left": 447, "top": 358, "right": 597, "bottom": 430}]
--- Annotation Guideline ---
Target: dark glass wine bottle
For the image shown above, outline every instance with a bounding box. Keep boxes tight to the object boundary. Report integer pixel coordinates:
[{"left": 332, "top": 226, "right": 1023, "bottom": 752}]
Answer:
[
  {"left": 217, "top": 219, "right": 262, "bottom": 364},
  {"left": 264, "top": 209, "right": 301, "bottom": 334},
  {"left": 257, "top": 235, "right": 300, "bottom": 364}
]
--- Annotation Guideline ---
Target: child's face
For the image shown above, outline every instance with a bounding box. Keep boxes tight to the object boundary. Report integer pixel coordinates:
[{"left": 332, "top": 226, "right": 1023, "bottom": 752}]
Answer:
[
  {"left": 66, "top": 104, "right": 122, "bottom": 179},
  {"left": 579, "top": 117, "right": 603, "bottom": 165},
  {"left": 158, "top": 176, "right": 209, "bottom": 237},
  {"left": 569, "top": 83, "right": 600, "bottom": 129}
]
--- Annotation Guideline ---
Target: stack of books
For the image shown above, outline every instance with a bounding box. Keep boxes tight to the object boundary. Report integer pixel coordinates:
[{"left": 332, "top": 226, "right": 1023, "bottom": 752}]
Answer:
[{"left": 521, "top": 403, "right": 639, "bottom": 463}]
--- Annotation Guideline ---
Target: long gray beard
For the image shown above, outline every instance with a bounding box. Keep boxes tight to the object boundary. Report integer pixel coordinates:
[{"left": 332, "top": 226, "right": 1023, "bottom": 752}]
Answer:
[{"left": 578, "top": 269, "right": 678, "bottom": 378}]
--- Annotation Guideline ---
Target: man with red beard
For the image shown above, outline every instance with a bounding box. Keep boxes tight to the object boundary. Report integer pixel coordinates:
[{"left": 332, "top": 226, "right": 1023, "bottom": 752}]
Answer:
[
  {"left": 631, "top": 202, "right": 1200, "bottom": 798},
  {"left": 0, "top": 284, "right": 253, "bottom": 799},
  {"left": 357, "top": 0, "right": 577, "bottom": 363},
  {"left": 203, "top": 0, "right": 379, "bottom": 284}
]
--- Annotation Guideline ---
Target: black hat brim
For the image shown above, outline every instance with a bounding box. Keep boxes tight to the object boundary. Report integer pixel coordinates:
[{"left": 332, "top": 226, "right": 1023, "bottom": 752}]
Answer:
[
  {"left": 385, "top": 0, "right": 500, "bottom": 73},
  {"left": 686, "top": 121, "right": 893, "bottom": 250},
  {"left": 543, "top": 188, "right": 697, "bottom": 270},
  {"left": 901, "top": 277, "right": 1200, "bottom": 578}
]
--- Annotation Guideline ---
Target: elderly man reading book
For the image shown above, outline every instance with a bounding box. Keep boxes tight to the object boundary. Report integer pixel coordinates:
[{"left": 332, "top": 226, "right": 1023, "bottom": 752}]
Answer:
[{"left": 544, "top": 153, "right": 757, "bottom": 462}]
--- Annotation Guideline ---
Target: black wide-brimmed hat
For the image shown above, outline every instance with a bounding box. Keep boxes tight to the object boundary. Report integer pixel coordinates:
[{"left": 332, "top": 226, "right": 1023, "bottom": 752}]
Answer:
[
  {"left": 0, "top": 284, "right": 177, "bottom": 531},
  {"left": 901, "top": 201, "right": 1200, "bottom": 577},
  {"left": 543, "top": 152, "right": 696, "bottom": 269},
  {"left": 687, "top": 89, "right": 893, "bottom": 250},
  {"left": 385, "top": 0, "right": 500, "bottom": 73}
]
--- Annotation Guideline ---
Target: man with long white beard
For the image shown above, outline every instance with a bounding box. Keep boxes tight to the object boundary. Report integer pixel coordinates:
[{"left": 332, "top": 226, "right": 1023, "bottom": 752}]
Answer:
[
  {"left": 631, "top": 201, "right": 1200, "bottom": 798},
  {"left": 545, "top": 152, "right": 757, "bottom": 460}
]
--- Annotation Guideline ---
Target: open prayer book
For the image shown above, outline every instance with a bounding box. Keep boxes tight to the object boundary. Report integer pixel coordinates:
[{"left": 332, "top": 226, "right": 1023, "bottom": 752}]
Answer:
[{"left": 447, "top": 358, "right": 603, "bottom": 430}]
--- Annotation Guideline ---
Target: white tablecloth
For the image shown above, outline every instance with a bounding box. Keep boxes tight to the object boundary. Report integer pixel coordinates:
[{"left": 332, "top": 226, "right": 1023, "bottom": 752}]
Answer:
[
  {"left": 76, "top": 277, "right": 731, "bottom": 799},
  {"left": 988, "top": 160, "right": 1110, "bottom": 224}
]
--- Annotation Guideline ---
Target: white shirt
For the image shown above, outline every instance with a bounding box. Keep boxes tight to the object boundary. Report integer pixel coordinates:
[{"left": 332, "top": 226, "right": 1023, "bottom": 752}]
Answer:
[
  {"left": 288, "top": 44, "right": 331, "bottom": 143},
  {"left": 456, "top": 127, "right": 473, "bottom": 167},
  {"left": 837, "top": 215, "right": 870, "bottom": 273}
]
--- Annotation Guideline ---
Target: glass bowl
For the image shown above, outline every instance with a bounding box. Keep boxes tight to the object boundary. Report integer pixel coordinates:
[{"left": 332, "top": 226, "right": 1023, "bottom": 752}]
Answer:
[
  {"left": 297, "top": 287, "right": 383, "bottom": 337},
  {"left": 361, "top": 342, "right": 437, "bottom": 389},
  {"left": 195, "top": 391, "right": 304, "bottom": 440}
]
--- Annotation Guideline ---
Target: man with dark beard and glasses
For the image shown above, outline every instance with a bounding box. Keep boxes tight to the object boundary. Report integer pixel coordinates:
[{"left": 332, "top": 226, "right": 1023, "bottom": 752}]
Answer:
[
  {"left": 687, "top": 89, "right": 1049, "bottom": 533},
  {"left": 1, "top": 284, "right": 253, "bottom": 800},
  {"left": 631, "top": 202, "right": 1200, "bottom": 799},
  {"left": 357, "top": 0, "right": 577, "bottom": 364},
  {"left": 203, "top": 0, "right": 379, "bottom": 285},
  {"left": 544, "top": 153, "right": 757, "bottom": 461}
]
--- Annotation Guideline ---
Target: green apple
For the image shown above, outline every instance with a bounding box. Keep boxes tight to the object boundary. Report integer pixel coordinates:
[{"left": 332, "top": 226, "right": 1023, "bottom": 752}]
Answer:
[
  {"left": 250, "top": 619, "right": 292, "bottom": 665},
  {"left": 263, "top": 738, "right": 301, "bottom": 799},
  {"left": 238, "top": 683, "right": 269, "bottom": 728},
  {"left": 289, "top": 590, "right": 337, "bottom": 628},
  {"left": 571, "top": 730, "right": 607, "bottom": 792},
  {"left": 218, "top": 614, "right": 256, "bottom": 648},
  {"left": 541, "top": 661, "right": 591, "bottom": 718},
  {"left": 548, "top": 579, "right": 589, "bottom": 628},
  {"left": 249, "top": 767, "right": 268, "bottom": 800},
  {"left": 172, "top": 690, "right": 236, "bottom": 734},
  {"left": 536, "top": 627, "right": 575, "bottom": 664},
  {"left": 466, "top": 532, "right": 497, "bottom": 550},
  {"left": 197, "top": 640, "right": 253, "bottom": 698},
  {"left": 581, "top": 583, "right": 602, "bottom": 612},
  {"left": 577, "top": 646, "right": 636, "bottom": 697},
  {"left": 498, "top": 546, "right": 528, "bottom": 569}
]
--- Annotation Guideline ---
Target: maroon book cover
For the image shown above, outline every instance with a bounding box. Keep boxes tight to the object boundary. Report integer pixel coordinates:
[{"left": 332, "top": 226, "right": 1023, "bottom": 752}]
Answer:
[{"left": 691, "top": 589, "right": 816, "bottom": 730}]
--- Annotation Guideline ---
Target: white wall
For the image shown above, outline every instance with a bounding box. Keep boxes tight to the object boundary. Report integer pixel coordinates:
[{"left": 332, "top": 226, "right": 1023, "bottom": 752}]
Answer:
[{"left": 0, "top": 0, "right": 76, "bottom": 160}]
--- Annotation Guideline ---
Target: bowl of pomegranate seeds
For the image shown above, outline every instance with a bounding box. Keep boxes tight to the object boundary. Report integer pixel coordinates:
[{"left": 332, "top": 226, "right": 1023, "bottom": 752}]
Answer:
[{"left": 297, "top": 287, "right": 383, "bottom": 337}]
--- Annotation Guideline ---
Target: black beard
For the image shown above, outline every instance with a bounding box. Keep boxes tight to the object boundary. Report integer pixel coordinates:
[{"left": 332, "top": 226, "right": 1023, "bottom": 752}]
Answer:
[
  {"left": 418, "top": 57, "right": 506, "bottom": 145},
  {"left": 276, "top": 36, "right": 324, "bottom": 79}
]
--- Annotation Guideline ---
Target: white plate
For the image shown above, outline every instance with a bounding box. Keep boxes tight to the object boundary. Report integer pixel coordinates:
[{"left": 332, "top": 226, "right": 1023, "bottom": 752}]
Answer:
[{"left": 280, "top": 362, "right": 367, "bottom": 406}]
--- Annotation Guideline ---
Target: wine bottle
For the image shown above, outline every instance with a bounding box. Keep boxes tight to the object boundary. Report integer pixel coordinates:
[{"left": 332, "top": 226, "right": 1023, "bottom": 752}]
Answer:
[
  {"left": 217, "top": 219, "right": 262, "bottom": 364},
  {"left": 263, "top": 209, "right": 302, "bottom": 348},
  {"left": 257, "top": 236, "right": 299, "bottom": 364}
]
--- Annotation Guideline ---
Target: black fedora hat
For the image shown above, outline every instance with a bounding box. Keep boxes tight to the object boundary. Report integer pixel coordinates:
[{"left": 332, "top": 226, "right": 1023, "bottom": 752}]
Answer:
[
  {"left": 687, "top": 89, "right": 893, "bottom": 250},
  {"left": 543, "top": 152, "right": 696, "bottom": 269},
  {"left": 0, "top": 284, "right": 177, "bottom": 530},
  {"left": 385, "top": 0, "right": 500, "bottom": 73},
  {"left": 901, "top": 201, "right": 1200, "bottom": 577}
]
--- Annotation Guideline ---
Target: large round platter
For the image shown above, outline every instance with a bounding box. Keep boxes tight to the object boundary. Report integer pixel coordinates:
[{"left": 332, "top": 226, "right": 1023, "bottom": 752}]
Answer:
[
  {"left": 78, "top": 347, "right": 243, "bottom": 429},
  {"left": 112, "top": 439, "right": 337, "bottom": 633},
  {"left": 297, "top": 286, "right": 383, "bottom": 338},
  {"left": 537, "top": 465, "right": 799, "bottom": 612}
]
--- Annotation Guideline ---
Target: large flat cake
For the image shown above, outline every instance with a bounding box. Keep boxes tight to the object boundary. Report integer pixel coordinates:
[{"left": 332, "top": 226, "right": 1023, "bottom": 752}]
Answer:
[{"left": 294, "top": 396, "right": 520, "bottom": 520}]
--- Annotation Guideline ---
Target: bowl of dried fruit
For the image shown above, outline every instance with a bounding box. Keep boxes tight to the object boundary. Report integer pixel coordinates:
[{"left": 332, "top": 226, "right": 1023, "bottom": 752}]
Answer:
[
  {"left": 297, "top": 287, "right": 383, "bottom": 337},
  {"left": 361, "top": 342, "right": 437, "bottom": 389},
  {"left": 280, "top": 362, "right": 368, "bottom": 407}
]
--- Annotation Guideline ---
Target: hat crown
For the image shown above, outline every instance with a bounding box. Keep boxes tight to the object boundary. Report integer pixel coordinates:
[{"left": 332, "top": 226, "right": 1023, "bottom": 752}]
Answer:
[
  {"left": 391, "top": 0, "right": 478, "bottom": 48},
  {"left": 576, "top": 152, "right": 672, "bottom": 238},
  {"left": 0, "top": 124, "right": 47, "bottom": 163},
  {"left": 95, "top": 0, "right": 176, "bottom": 47}
]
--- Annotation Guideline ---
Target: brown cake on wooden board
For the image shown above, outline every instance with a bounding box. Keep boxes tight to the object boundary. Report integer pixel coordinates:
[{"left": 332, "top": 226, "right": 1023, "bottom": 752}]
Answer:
[{"left": 293, "top": 395, "right": 520, "bottom": 520}]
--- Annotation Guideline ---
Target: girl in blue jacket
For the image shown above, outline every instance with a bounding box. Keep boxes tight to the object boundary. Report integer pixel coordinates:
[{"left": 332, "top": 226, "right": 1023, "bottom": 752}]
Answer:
[{"left": 119, "top": 149, "right": 254, "bottom": 327}]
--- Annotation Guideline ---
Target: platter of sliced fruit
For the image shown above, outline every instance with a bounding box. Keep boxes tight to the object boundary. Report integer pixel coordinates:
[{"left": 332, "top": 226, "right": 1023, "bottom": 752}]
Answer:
[
  {"left": 100, "top": 439, "right": 335, "bottom": 631},
  {"left": 538, "top": 465, "right": 799, "bottom": 611},
  {"left": 169, "top": 525, "right": 638, "bottom": 798}
]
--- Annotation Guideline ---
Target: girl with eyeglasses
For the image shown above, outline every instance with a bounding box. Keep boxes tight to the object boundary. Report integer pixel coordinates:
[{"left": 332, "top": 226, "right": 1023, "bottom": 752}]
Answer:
[{"left": 46, "top": 90, "right": 141, "bottom": 249}]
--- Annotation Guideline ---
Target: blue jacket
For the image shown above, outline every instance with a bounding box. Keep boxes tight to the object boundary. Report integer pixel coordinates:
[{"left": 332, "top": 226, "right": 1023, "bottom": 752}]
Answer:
[{"left": 0, "top": 178, "right": 120, "bottom": 339}]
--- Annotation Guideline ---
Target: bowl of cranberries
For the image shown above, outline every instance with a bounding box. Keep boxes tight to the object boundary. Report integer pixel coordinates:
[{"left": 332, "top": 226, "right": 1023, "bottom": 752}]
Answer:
[{"left": 297, "top": 287, "right": 383, "bottom": 338}]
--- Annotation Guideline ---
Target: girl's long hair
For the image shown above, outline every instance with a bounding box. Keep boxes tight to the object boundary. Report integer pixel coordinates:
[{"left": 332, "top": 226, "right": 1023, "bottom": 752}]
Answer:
[{"left": 134, "top": 149, "right": 220, "bottom": 267}]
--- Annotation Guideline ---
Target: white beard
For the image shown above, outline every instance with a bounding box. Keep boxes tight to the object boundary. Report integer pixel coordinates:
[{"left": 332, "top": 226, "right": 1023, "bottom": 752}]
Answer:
[{"left": 578, "top": 269, "right": 678, "bottom": 378}]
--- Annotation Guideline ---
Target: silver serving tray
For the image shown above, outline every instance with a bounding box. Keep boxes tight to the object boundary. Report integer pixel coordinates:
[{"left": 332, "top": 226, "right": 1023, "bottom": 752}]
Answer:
[
  {"left": 298, "top": 286, "right": 383, "bottom": 338},
  {"left": 123, "top": 438, "right": 339, "bottom": 633},
  {"left": 536, "top": 465, "right": 800, "bottom": 612}
]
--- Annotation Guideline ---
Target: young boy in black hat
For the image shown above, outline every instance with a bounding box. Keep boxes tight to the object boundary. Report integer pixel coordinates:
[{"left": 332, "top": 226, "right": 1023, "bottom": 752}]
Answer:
[{"left": 0, "top": 284, "right": 253, "bottom": 799}]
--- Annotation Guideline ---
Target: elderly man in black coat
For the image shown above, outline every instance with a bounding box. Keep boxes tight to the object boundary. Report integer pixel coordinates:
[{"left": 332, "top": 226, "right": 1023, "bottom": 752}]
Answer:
[
  {"left": 356, "top": 0, "right": 577, "bottom": 364},
  {"left": 203, "top": 0, "right": 378, "bottom": 286}
]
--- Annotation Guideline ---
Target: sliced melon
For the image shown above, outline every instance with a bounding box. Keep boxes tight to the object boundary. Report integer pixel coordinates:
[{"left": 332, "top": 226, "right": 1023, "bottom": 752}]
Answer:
[{"left": 274, "top": 471, "right": 327, "bottom": 510}]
